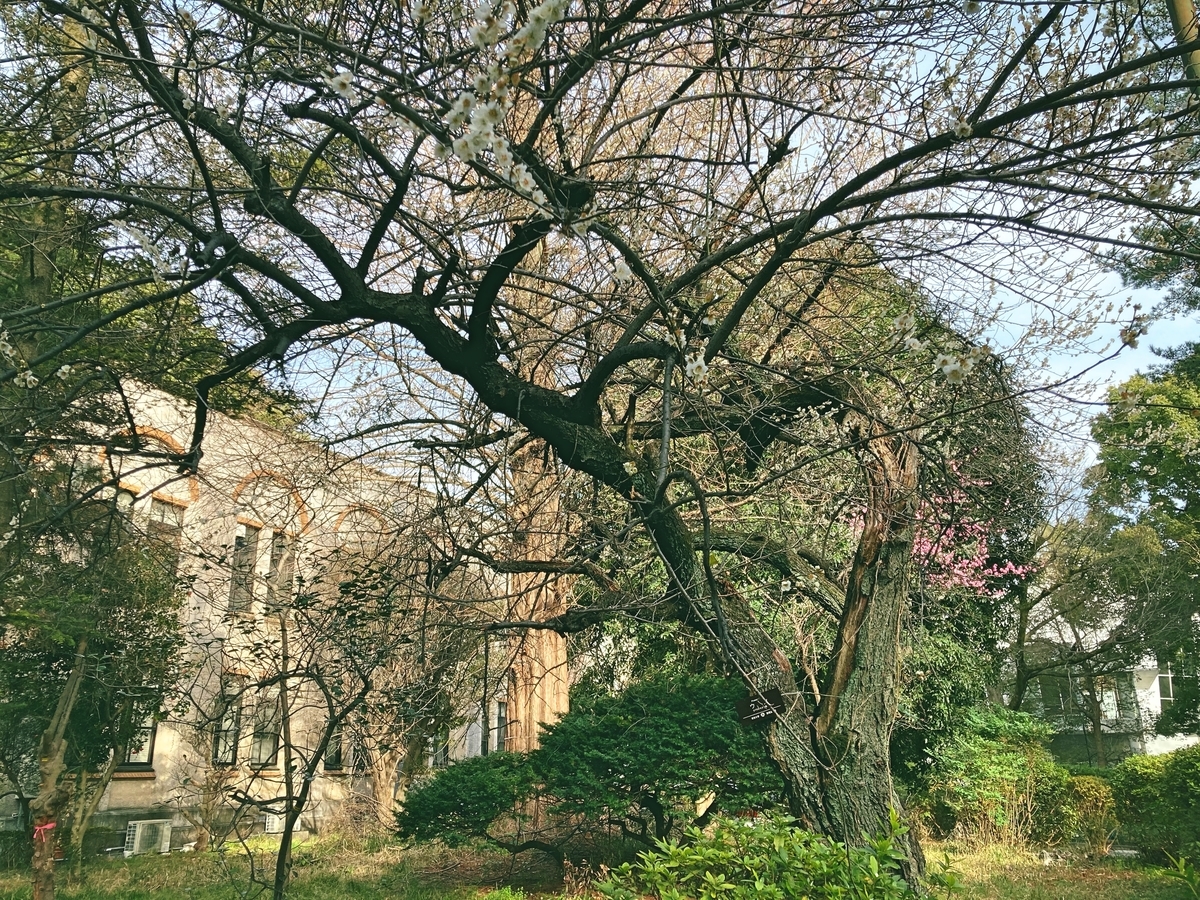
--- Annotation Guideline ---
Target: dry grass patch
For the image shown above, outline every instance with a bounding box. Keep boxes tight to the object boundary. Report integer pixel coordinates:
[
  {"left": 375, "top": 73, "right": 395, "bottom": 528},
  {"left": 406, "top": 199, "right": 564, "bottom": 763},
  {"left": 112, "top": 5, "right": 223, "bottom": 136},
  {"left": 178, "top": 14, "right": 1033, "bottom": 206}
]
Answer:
[{"left": 943, "top": 843, "right": 1194, "bottom": 900}]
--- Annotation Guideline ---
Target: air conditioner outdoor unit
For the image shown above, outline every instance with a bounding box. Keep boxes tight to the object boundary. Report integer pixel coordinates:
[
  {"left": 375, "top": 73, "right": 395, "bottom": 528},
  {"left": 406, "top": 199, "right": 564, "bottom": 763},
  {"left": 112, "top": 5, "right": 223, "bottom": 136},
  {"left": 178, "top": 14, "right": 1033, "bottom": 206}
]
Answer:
[{"left": 123, "top": 819, "right": 171, "bottom": 857}]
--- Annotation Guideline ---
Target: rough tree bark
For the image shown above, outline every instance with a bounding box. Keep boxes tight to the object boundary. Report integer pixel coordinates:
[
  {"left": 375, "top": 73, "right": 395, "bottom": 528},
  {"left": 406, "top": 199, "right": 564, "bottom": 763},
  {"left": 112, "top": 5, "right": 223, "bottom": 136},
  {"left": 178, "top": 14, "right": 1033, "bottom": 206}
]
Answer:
[
  {"left": 66, "top": 734, "right": 125, "bottom": 880},
  {"left": 30, "top": 638, "right": 87, "bottom": 900},
  {"left": 643, "top": 424, "right": 925, "bottom": 877}
]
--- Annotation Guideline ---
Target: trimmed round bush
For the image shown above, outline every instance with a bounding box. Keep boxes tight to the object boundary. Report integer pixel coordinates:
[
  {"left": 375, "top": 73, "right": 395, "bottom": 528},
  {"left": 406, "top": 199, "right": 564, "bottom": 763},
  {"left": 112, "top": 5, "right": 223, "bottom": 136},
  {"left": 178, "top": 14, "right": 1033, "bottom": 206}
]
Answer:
[
  {"left": 395, "top": 751, "right": 537, "bottom": 847},
  {"left": 1111, "top": 743, "right": 1200, "bottom": 860}
]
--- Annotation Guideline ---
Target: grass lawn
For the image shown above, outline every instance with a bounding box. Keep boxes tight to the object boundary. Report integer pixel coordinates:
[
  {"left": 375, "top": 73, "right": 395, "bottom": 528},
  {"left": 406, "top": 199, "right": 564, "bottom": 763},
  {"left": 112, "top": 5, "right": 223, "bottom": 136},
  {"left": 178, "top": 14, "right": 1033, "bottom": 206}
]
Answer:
[
  {"left": 0, "top": 837, "right": 532, "bottom": 900},
  {"left": 0, "top": 837, "right": 1194, "bottom": 900},
  {"left": 943, "top": 844, "right": 1196, "bottom": 900}
]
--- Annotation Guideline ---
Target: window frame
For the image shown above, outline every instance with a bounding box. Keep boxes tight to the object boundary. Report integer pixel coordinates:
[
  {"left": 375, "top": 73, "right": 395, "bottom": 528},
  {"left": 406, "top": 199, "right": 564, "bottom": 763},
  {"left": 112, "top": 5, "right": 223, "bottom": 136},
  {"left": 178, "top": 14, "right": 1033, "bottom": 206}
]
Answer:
[
  {"left": 147, "top": 496, "right": 185, "bottom": 573},
  {"left": 120, "top": 719, "right": 158, "bottom": 770},
  {"left": 323, "top": 720, "right": 344, "bottom": 772},
  {"left": 211, "top": 682, "right": 243, "bottom": 767},
  {"left": 495, "top": 700, "right": 508, "bottom": 752},
  {"left": 1160, "top": 665, "right": 1175, "bottom": 712},
  {"left": 266, "top": 530, "right": 296, "bottom": 610},
  {"left": 249, "top": 690, "right": 282, "bottom": 769},
  {"left": 228, "top": 522, "right": 261, "bottom": 613}
]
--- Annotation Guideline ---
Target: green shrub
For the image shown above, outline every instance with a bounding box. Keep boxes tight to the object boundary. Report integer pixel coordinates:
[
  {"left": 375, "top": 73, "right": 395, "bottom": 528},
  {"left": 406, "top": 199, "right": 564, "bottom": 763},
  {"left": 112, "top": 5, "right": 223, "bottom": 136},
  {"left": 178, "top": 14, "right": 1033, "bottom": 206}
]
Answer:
[
  {"left": 595, "top": 815, "right": 918, "bottom": 900},
  {"left": 397, "top": 674, "right": 787, "bottom": 860},
  {"left": 0, "top": 831, "right": 27, "bottom": 870},
  {"left": 921, "top": 705, "right": 1075, "bottom": 846},
  {"left": 480, "top": 888, "right": 526, "bottom": 900},
  {"left": 535, "top": 674, "right": 785, "bottom": 841},
  {"left": 1069, "top": 775, "right": 1116, "bottom": 857},
  {"left": 1111, "top": 744, "right": 1200, "bottom": 861},
  {"left": 395, "top": 752, "right": 537, "bottom": 848}
]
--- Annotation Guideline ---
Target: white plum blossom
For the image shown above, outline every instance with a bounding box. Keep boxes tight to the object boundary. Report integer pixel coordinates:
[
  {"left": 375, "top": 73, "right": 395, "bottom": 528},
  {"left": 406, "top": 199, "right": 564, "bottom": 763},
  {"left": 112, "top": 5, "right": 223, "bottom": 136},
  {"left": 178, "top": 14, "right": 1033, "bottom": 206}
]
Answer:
[
  {"left": 684, "top": 352, "right": 709, "bottom": 383},
  {"left": 904, "top": 335, "right": 924, "bottom": 352},
  {"left": 473, "top": 100, "right": 503, "bottom": 128},
  {"left": 892, "top": 311, "right": 915, "bottom": 332},
  {"left": 962, "top": 0, "right": 982, "bottom": 14},
  {"left": 493, "top": 141, "right": 515, "bottom": 173},
  {"left": 1146, "top": 180, "right": 1170, "bottom": 202},
  {"left": 513, "top": 164, "right": 537, "bottom": 192},
  {"left": 469, "top": 19, "right": 499, "bottom": 49},
  {"left": 952, "top": 119, "right": 972, "bottom": 139},
  {"left": 967, "top": 343, "right": 991, "bottom": 361},
  {"left": 933, "top": 352, "right": 955, "bottom": 370},
  {"left": 446, "top": 91, "right": 476, "bottom": 127},
  {"left": 612, "top": 260, "right": 633, "bottom": 283},
  {"left": 1116, "top": 387, "right": 1139, "bottom": 411},
  {"left": 14, "top": 370, "right": 38, "bottom": 389},
  {"left": 390, "top": 114, "right": 420, "bottom": 135},
  {"left": 623, "top": 460, "right": 637, "bottom": 475},
  {"left": 411, "top": 0, "right": 428, "bottom": 23},
  {"left": 452, "top": 136, "right": 478, "bottom": 161},
  {"left": 942, "top": 361, "right": 966, "bottom": 384},
  {"left": 504, "top": 0, "right": 567, "bottom": 61},
  {"left": 56, "top": 364, "right": 72, "bottom": 380},
  {"left": 324, "top": 70, "right": 357, "bottom": 101}
]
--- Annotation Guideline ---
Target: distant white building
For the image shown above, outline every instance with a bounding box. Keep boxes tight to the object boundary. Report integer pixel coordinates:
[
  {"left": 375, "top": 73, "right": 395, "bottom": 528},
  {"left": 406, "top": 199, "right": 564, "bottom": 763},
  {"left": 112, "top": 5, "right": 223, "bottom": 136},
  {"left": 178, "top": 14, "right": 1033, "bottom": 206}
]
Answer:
[
  {"left": 1128, "top": 661, "right": 1198, "bottom": 757},
  {"left": 1027, "top": 656, "right": 1197, "bottom": 765}
]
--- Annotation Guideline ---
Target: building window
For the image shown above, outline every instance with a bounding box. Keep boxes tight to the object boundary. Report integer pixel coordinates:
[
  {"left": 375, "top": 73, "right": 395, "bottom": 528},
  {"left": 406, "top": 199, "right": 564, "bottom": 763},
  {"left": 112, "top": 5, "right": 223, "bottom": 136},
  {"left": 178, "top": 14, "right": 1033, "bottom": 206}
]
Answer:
[
  {"left": 430, "top": 728, "right": 450, "bottom": 769},
  {"left": 250, "top": 692, "right": 281, "bottom": 768},
  {"left": 266, "top": 531, "right": 295, "bottom": 609},
  {"left": 324, "top": 721, "right": 344, "bottom": 772},
  {"left": 211, "top": 684, "right": 242, "bottom": 766},
  {"left": 1095, "top": 675, "right": 1121, "bottom": 721},
  {"left": 148, "top": 498, "right": 184, "bottom": 569},
  {"left": 122, "top": 719, "right": 157, "bottom": 768},
  {"left": 495, "top": 701, "right": 508, "bottom": 752},
  {"left": 229, "top": 523, "right": 260, "bottom": 613},
  {"left": 1160, "top": 666, "right": 1175, "bottom": 712}
]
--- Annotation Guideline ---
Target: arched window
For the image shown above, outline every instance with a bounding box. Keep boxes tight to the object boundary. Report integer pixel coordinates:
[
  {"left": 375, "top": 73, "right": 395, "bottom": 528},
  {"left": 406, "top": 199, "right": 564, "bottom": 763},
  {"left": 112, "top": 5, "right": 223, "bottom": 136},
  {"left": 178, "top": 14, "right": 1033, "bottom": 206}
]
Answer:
[
  {"left": 103, "top": 431, "right": 192, "bottom": 575},
  {"left": 334, "top": 506, "right": 388, "bottom": 558},
  {"left": 228, "top": 474, "right": 306, "bottom": 615}
]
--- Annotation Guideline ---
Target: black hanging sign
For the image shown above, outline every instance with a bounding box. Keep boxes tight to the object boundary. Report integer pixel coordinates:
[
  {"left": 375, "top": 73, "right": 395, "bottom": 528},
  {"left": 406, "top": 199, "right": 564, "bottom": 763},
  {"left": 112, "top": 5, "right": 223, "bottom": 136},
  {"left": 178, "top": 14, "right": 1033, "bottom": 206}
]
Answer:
[{"left": 736, "top": 688, "right": 785, "bottom": 725}]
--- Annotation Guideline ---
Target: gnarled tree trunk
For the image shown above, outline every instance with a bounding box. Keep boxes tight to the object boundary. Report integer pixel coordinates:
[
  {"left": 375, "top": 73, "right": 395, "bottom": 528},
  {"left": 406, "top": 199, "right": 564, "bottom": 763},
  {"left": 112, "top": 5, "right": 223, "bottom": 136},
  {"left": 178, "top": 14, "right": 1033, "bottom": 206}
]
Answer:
[
  {"left": 646, "top": 426, "right": 924, "bottom": 879},
  {"left": 30, "top": 638, "right": 88, "bottom": 900}
]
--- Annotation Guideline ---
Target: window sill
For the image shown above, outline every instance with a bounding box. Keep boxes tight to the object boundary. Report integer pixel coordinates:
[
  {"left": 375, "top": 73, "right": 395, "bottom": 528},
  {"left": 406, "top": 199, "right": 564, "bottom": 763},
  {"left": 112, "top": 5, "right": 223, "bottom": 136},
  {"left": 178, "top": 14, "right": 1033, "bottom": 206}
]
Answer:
[{"left": 113, "top": 770, "right": 157, "bottom": 780}]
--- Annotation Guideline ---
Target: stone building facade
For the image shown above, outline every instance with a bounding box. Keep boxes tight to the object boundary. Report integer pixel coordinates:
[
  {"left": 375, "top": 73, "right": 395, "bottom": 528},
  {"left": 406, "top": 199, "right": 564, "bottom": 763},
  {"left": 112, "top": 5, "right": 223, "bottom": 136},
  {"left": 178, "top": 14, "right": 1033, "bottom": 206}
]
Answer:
[{"left": 2, "top": 385, "right": 570, "bottom": 855}]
